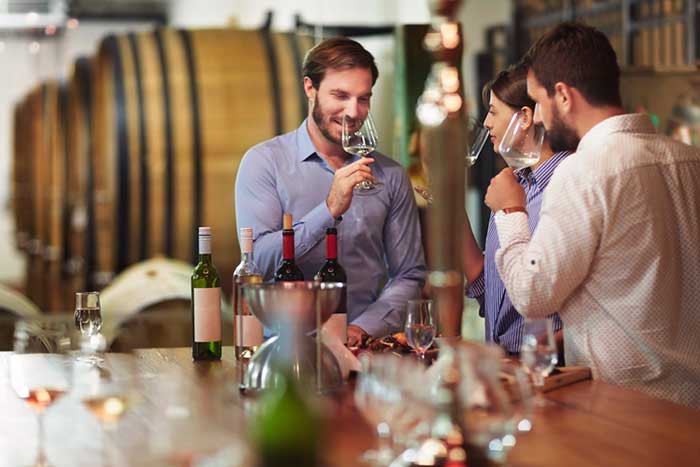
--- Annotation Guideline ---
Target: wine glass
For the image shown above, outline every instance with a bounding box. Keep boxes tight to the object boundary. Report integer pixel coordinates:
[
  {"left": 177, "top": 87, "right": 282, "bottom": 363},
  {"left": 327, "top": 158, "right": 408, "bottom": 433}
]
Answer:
[
  {"left": 405, "top": 299, "right": 436, "bottom": 363},
  {"left": 9, "top": 315, "right": 74, "bottom": 467},
  {"left": 498, "top": 110, "right": 545, "bottom": 169},
  {"left": 520, "top": 318, "right": 558, "bottom": 407},
  {"left": 342, "top": 112, "right": 381, "bottom": 192},
  {"left": 466, "top": 117, "right": 490, "bottom": 166},
  {"left": 74, "top": 291, "right": 104, "bottom": 364},
  {"left": 73, "top": 351, "right": 141, "bottom": 466}
]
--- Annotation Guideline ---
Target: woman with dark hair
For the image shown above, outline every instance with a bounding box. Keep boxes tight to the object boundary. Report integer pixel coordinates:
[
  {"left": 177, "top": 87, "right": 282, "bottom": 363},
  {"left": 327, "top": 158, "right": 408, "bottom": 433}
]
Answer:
[
  {"left": 419, "top": 63, "right": 573, "bottom": 355},
  {"left": 470, "top": 63, "right": 572, "bottom": 355}
]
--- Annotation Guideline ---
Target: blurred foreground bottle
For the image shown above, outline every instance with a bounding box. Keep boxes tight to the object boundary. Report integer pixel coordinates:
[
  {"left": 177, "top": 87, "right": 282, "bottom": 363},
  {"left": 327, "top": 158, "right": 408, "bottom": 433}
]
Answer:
[
  {"left": 251, "top": 321, "right": 321, "bottom": 467},
  {"left": 233, "top": 227, "right": 264, "bottom": 360},
  {"left": 191, "top": 226, "right": 222, "bottom": 361}
]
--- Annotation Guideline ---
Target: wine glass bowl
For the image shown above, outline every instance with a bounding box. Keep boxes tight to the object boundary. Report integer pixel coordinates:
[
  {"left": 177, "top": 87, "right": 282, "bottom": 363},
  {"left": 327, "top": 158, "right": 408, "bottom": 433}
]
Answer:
[
  {"left": 404, "top": 299, "right": 436, "bottom": 362},
  {"left": 467, "top": 118, "right": 490, "bottom": 166},
  {"left": 74, "top": 291, "right": 105, "bottom": 364},
  {"left": 498, "top": 110, "right": 545, "bottom": 169},
  {"left": 520, "top": 318, "right": 558, "bottom": 407},
  {"left": 342, "top": 113, "right": 381, "bottom": 192}
]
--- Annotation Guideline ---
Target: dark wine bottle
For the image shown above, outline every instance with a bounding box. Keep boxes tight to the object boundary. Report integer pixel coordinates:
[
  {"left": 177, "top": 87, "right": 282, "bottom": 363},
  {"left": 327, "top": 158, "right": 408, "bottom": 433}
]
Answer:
[
  {"left": 191, "top": 226, "right": 222, "bottom": 361},
  {"left": 314, "top": 227, "right": 348, "bottom": 342},
  {"left": 273, "top": 213, "right": 304, "bottom": 282}
]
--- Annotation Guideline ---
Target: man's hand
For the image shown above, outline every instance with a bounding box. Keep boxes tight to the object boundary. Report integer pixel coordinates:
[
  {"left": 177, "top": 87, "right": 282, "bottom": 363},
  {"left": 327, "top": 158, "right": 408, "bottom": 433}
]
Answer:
[
  {"left": 347, "top": 324, "right": 369, "bottom": 347},
  {"left": 326, "top": 158, "right": 375, "bottom": 218},
  {"left": 485, "top": 168, "right": 526, "bottom": 212}
]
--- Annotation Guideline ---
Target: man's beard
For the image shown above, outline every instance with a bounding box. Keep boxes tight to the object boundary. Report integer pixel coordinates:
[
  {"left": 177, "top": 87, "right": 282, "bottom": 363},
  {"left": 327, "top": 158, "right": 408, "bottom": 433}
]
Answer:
[
  {"left": 312, "top": 94, "right": 342, "bottom": 145},
  {"left": 547, "top": 105, "right": 580, "bottom": 152}
]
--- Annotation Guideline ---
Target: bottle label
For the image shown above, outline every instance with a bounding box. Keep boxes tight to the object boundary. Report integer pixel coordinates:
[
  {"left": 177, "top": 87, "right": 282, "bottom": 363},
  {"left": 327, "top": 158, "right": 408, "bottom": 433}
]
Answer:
[
  {"left": 194, "top": 287, "right": 221, "bottom": 342},
  {"left": 236, "top": 315, "right": 263, "bottom": 347},
  {"left": 322, "top": 314, "right": 347, "bottom": 343}
]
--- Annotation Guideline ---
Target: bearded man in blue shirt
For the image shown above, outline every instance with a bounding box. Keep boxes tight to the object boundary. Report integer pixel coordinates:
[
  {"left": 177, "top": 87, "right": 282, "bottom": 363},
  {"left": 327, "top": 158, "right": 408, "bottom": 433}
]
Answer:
[{"left": 235, "top": 37, "right": 426, "bottom": 346}]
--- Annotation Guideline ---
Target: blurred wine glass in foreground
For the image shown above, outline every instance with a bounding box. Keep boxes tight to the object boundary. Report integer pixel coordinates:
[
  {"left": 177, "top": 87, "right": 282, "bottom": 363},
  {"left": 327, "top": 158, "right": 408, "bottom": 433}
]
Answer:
[
  {"left": 73, "top": 351, "right": 141, "bottom": 466},
  {"left": 10, "top": 316, "right": 74, "bottom": 467}
]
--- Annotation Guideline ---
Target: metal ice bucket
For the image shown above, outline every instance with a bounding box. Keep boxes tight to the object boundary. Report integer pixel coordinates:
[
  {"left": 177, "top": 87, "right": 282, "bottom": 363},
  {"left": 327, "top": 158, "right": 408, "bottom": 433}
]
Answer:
[{"left": 241, "top": 281, "right": 345, "bottom": 392}]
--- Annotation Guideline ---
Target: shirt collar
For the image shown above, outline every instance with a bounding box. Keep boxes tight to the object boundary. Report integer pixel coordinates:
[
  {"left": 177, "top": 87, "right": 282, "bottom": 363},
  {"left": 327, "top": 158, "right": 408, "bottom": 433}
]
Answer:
[
  {"left": 577, "top": 113, "right": 656, "bottom": 154},
  {"left": 295, "top": 118, "right": 320, "bottom": 162}
]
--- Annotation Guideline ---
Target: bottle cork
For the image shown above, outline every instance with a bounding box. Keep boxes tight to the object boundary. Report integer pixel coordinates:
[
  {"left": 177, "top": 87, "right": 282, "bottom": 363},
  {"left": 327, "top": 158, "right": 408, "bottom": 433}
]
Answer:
[{"left": 283, "top": 213, "right": 292, "bottom": 230}]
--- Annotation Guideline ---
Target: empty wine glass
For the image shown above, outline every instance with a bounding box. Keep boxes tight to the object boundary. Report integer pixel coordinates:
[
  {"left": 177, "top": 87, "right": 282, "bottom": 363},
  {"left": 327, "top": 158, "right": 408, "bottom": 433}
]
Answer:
[
  {"left": 405, "top": 299, "right": 436, "bottom": 363},
  {"left": 466, "top": 118, "right": 490, "bottom": 166},
  {"left": 9, "top": 315, "right": 75, "bottom": 467},
  {"left": 520, "top": 318, "right": 558, "bottom": 407},
  {"left": 342, "top": 113, "right": 381, "bottom": 192},
  {"left": 74, "top": 291, "right": 104, "bottom": 364},
  {"left": 498, "top": 110, "right": 545, "bottom": 169}
]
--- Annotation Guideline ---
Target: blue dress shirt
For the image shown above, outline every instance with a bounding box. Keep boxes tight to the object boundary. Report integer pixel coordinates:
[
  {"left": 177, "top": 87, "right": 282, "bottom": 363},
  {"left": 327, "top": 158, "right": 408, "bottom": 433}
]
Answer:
[
  {"left": 235, "top": 120, "right": 427, "bottom": 337},
  {"left": 467, "top": 151, "right": 571, "bottom": 353}
]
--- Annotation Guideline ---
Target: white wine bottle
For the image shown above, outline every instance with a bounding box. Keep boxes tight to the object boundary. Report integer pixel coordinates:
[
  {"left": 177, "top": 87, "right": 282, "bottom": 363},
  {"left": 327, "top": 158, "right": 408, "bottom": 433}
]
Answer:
[
  {"left": 191, "top": 226, "right": 222, "bottom": 361},
  {"left": 233, "top": 227, "right": 264, "bottom": 360}
]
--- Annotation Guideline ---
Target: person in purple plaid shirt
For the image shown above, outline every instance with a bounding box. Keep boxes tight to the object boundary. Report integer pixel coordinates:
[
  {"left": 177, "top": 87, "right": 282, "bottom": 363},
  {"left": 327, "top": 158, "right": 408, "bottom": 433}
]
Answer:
[{"left": 416, "top": 64, "right": 574, "bottom": 356}]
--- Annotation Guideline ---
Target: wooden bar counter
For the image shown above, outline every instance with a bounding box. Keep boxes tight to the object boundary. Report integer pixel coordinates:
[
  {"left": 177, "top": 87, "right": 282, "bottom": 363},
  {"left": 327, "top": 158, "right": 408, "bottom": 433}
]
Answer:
[{"left": 0, "top": 348, "right": 698, "bottom": 466}]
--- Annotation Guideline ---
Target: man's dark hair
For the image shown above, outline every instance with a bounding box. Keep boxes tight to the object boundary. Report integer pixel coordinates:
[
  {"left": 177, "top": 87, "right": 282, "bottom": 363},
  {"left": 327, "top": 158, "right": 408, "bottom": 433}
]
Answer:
[
  {"left": 302, "top": 37, "right": 378, "bottom": 89},
  {"left": 482, "top": 62, "right": 535, "bottom": 111},
  {"left": 523, "top": 22, "right": 622, "bottom": 107}
]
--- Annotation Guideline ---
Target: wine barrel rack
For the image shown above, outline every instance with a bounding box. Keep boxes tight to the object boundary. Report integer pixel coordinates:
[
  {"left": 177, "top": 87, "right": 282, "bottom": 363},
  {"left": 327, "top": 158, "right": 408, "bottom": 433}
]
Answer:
[{"left": 12, "top": 27, "right": 314, "bottom": 309}]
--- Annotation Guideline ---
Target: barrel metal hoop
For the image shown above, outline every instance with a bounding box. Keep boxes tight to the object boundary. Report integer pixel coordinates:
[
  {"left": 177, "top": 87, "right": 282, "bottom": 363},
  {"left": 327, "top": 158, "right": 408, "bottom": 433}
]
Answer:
[
  {"left": 259, "top": 29, "right": 283, "bottom": 136},
  {"left": 178, "top": 28, "right": 203, "bottom": 264},
  {"left": 285, "top": 31, "right": 307, "bottom": 123},
  {"left": 103, "top": 35, "right": 131, "bottom": 274},
  {"left": 126, "top": 32, "right": 150, "bottom": 261},
  {"left": 153, "top": 28, "right": 174, "bottom": 257}
]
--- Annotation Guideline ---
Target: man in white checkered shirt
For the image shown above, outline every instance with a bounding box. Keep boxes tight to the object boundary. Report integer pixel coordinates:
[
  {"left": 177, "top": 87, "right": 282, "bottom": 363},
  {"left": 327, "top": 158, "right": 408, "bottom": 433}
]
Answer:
[{"left": 485, "top": 22, "right": 700, "bottom": 408}]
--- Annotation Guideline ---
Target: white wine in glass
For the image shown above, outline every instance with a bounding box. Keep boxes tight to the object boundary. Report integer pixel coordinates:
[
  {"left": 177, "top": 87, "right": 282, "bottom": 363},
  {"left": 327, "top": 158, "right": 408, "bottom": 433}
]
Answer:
[
  {"left": 342, "top": 113, "right": 381, "bottom": 192},
  {"left": 405, "top": 299, "right": 436, "bottom": 362},
  {"left": 498, "top": 111, "right": 545, "bottom": 169}
]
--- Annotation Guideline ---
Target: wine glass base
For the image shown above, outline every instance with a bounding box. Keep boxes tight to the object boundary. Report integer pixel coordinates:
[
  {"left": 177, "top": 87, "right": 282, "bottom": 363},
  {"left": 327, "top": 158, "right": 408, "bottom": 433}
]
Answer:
[
  {"left": 353, "top": 181, "right": 384, "bottom": 195},
  {"left": 76, "top": 354, "right": 105, "bottom": 365}
]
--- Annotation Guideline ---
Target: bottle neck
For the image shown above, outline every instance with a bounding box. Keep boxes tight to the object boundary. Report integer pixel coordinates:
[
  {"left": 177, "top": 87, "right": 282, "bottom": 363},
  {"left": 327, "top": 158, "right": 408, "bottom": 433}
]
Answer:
[
  {"left": 198, "top": 253, "right": 212, "bottom": 264},
  {"left": 325, "top": 233, "right": 337, "bottom": 260},
  {"left": 282, "top": 230, "right": 295, "bottom": 260},
  {"left": 199, "top": 234, "right": 212, "bottom": 255},
  {"left": 241, "top": 250, "right": 255, "bottom": 264}
]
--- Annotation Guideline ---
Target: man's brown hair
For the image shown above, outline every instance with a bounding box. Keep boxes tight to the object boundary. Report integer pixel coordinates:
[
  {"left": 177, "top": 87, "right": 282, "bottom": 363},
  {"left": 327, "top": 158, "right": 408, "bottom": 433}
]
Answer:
[
  {"left": 523, "top": 22, "right": 622, "bottom": 107},
  {"left": 302, "top": 37, "right": 378, "bottom": 89}
]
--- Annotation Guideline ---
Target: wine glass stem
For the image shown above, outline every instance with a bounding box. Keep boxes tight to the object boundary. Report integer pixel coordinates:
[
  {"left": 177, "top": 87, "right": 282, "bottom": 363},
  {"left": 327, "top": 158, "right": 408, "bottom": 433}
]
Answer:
[{"left": 36, "top": 412, "right": 48, "bottom": 466}]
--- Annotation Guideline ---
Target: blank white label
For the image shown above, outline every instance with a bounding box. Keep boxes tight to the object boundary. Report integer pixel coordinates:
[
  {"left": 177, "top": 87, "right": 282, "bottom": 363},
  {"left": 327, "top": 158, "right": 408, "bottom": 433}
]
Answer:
[
  {"left": 194, "top": 288, "right": 221, "bottom": 342},
  {"left": 322, "top": 314, "right": 347, "bottom": 343},
  {"left": 236, "top": 315, "right": 263, "bottom": 347}
]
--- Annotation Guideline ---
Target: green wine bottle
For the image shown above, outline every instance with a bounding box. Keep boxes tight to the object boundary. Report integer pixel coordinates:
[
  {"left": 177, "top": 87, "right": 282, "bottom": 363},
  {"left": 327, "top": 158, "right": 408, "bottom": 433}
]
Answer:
[
  {"left": 191, "top": 226, "right": 222, "bottom": 361},
  {"left": 251, "top": 327, "right": 321, "bottom": 467}
]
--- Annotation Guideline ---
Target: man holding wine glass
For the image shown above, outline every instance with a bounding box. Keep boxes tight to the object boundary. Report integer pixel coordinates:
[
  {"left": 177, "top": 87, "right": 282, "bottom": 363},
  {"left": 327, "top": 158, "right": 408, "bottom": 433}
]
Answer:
[
  {"left": 235, "top": 37, "right": 426, "bottom": 346},
  {"left": 485, "top": 23, "right": 700, "bottom": 408}
]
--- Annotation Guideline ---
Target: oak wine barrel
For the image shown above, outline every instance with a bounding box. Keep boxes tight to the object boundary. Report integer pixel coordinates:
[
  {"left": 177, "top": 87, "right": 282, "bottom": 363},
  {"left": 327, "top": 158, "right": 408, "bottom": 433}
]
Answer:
[{"left": 92, "top": 28, "right": 313, "bottom": 296}]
